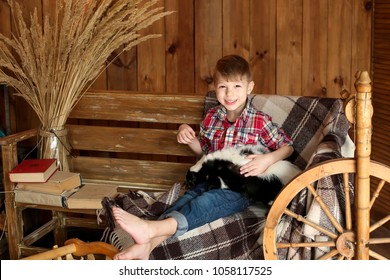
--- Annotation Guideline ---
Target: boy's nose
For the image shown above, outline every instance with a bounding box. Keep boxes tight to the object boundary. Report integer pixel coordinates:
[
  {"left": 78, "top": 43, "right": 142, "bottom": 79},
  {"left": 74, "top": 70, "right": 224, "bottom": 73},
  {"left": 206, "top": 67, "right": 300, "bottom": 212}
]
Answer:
[{"left": 226, "top": 88, "right": 233, "bottom": 96}]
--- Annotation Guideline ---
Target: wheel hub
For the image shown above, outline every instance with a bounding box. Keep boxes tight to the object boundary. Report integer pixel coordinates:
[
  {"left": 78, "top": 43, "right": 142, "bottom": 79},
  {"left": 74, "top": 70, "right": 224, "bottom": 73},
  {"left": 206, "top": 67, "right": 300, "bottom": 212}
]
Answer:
[{"left": 336, "top": 231, "right": 356, "bottom": 258}]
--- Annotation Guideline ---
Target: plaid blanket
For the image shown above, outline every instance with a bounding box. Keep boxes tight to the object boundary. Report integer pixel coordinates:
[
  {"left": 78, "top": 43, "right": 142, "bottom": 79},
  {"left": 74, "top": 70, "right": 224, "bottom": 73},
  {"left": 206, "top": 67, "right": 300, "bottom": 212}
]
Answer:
[
  {"left": 102, "top": 92, "right": 354, "bottom": 260},
  {"left": 101, "top": 183, "right": 267, "bottom": 259}
]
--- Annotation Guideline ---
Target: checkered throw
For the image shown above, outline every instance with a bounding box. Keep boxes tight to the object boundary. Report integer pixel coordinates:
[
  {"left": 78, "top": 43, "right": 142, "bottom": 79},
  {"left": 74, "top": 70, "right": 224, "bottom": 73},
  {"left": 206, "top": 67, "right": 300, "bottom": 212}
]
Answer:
[{"left": 102, "top": 92, "right": 354, "bottom": 260}]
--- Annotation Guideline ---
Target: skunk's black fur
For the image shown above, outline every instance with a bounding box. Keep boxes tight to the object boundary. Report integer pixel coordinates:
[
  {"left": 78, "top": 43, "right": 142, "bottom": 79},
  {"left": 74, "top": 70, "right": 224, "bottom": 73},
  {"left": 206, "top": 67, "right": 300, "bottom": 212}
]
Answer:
[{"left": 186, "top": 145, "right": 300, "bottom": 205}]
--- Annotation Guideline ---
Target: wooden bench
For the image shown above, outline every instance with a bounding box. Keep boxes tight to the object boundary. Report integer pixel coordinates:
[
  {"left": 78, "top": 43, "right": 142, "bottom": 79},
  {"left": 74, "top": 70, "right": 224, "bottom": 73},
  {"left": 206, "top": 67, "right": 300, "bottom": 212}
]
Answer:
[
  {"left": 1, "top": 91, "right": 206, "bottom": 259},
  {"left": 2, "top": 88, "right": 359, "bottom": 260}
]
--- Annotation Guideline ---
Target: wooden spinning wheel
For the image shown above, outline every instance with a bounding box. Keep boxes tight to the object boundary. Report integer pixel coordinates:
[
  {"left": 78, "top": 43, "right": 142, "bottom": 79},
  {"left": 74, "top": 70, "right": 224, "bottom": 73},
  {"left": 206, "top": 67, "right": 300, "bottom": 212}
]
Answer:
[{"left": 263, "top": 71, "right": 390, "bottom": 260}]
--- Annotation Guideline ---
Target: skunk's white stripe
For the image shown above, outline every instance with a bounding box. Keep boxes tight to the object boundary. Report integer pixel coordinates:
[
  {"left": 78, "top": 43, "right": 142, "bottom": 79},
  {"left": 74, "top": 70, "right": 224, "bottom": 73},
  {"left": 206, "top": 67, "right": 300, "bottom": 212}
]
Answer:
[
  {"left": 266, "top": 160, "right": 301, "bottom": 185},
  {"left": 189, "top": 145, "right": 301, "bottom": 185},
  {"left": 218, "top": 177, "right": 229, "bottom": 189}
]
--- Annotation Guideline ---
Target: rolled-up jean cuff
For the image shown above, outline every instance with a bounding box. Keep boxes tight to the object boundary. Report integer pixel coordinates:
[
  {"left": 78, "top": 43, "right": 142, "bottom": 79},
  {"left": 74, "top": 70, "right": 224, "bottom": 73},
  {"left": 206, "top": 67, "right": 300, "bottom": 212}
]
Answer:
[{"left": 160, "top": 210, "right": 188, "bottom": 237}]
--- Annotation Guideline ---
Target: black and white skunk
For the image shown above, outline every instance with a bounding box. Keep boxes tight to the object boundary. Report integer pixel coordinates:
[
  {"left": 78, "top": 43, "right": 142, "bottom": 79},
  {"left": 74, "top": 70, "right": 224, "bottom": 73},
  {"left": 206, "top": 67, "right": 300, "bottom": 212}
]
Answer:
[{"left": 186, "top": 145, "right": 301, "bottom": 205}]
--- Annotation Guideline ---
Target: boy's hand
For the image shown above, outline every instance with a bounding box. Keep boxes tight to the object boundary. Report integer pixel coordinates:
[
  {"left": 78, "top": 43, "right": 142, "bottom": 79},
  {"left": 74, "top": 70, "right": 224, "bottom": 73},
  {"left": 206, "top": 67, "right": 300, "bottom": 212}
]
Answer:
[
  {"left": 240, "top": 154, "right": 273, "bottom": 177},
  {"left": 177, "top": 124, "right": 196, "bottom": 144}
]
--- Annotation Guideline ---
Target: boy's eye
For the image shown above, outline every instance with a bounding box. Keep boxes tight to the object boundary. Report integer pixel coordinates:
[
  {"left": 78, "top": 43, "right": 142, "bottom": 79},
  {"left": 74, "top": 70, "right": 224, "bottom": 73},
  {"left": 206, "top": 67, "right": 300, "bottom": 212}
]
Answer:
[
  {"left": 218, "top": 85, "right": 226, "bottom": 89},
  {"left": 235, "top": 84, "right": 242, "bottom": 88}
]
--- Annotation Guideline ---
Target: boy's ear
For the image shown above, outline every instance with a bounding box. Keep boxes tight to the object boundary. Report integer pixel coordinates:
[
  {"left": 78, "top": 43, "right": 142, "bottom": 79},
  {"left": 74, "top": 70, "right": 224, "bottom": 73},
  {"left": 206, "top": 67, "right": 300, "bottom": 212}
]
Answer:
[{"left": 247, "top": 81, "right": 255, "bottom": 94}]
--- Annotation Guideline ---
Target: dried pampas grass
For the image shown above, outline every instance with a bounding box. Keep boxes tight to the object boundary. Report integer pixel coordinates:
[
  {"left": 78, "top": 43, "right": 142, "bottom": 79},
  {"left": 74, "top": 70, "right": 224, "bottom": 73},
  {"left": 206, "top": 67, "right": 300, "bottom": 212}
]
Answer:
[
  {"left": 0, "top": 0, "right": 171, "bottom": 128},
  {"left": 0, "top": 0, "right": 171, "bottom": 169}
]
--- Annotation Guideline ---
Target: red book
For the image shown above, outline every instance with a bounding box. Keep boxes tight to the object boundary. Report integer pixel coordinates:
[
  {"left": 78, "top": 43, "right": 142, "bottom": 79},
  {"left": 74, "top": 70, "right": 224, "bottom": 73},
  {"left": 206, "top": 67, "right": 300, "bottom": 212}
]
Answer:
[{"left": 9, "top": 159, "right": 58, "bottom": 183}]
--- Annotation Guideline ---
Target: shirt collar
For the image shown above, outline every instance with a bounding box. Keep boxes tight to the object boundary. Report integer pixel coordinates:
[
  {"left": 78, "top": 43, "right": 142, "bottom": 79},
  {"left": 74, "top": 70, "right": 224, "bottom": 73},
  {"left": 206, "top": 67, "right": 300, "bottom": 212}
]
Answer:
[{"left": 215, "top": 97, "right": 253, "bottom": 124}]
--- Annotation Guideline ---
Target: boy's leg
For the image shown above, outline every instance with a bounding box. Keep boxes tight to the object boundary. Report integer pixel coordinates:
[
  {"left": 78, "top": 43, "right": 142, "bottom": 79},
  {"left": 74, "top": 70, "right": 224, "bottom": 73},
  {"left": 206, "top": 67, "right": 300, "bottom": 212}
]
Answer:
[
  {"left": 162, "top": 188, "right": 249, "bottom": 233},
  {"left": 163, "top": 182, "right": 207, "bottom": 215},
  {"left": 112, "top": 207, "right": 177, "bottom": 244},
  {"left": 112, "top": 187, "right": 248, "bottom": 259}
]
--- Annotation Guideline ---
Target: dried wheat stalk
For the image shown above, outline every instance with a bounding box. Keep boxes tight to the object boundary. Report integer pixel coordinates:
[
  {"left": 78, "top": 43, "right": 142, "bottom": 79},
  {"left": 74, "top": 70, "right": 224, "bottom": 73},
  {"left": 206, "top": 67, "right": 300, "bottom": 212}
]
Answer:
[{"left": 0, "top": 0, "right": 172, "bottom": 130}]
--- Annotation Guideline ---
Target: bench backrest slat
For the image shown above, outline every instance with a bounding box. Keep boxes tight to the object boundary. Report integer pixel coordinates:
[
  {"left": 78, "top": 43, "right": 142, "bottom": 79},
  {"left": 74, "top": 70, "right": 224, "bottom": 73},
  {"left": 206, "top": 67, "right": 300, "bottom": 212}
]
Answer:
[
  {"left": 70, "top": 91, "right": 205, "bottom": 124},
  {"left": 72, "top": 156, "right": 191, "bottom": 191},
  {"left": 67, "top": 91, "right": 205, "bottom": 190},
  {"left": 67, "top": 125, "right": 195, "bottom": 156}
]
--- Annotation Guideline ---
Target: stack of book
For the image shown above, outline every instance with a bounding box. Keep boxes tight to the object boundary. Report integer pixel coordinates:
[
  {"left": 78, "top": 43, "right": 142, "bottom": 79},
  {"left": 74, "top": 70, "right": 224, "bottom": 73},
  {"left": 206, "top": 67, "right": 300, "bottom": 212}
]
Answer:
[
  {"left": 10, "top": 159, "right": 83, "bottom": 207},
  {"left": 66, "top": 183, "right": 118, "bottom": 209},
  {"left": 10, "top": 158, "right": 118, "bottom": 209}
]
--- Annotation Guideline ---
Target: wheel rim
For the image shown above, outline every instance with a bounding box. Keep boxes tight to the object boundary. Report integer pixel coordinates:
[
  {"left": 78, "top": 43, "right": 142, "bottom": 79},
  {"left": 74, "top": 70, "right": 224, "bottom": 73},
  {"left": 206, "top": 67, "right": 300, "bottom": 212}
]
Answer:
[{"left": 263, "top": 158, "right": 390, "bottom": 260}]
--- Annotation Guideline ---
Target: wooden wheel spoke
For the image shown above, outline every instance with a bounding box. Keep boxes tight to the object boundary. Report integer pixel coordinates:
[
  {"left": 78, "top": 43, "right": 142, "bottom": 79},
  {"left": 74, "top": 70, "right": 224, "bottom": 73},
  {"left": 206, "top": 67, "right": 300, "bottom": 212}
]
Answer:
[
  {"left": 317, "top": 249, "right": 339, "bottom": 260},
  {"left": 263, "top": 158, "right": 390, "bottom": 260},
  {"left": 370, "top": 215, "right": 390, "bottom": 233},
  {"left": 369, "top": 250, "right": 388, "bottom": 260},
  {"left": 284, "top": 208, "right": 338, "bottom": 239},
  {"left": 307, "top": 183, "right": 344, "bottom": 233},
  {"left": 276, "top": 241, "right": 335, "bottom": 249},
  {"left": 369, "top": 179, "right": 386, "bottom": 210},
  {"left": 343, "top": 173, "right": 352, "bottom": 230},
  {"left": 369, "top": 237, "right": 390, "bottom": 245}
]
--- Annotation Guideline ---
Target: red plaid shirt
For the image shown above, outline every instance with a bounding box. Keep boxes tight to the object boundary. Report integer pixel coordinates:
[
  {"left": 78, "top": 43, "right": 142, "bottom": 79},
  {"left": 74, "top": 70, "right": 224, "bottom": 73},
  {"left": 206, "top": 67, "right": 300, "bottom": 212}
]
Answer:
[{"left": 199, "top": 99, "right": 293, "bottom": 154}]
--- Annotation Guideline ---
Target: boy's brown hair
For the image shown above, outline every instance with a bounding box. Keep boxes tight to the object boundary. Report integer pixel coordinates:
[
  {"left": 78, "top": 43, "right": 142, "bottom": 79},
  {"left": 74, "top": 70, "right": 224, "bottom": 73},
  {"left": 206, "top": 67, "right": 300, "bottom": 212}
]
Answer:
[{"left": 213, "top": 54, "right": 252, "bottom": 82}]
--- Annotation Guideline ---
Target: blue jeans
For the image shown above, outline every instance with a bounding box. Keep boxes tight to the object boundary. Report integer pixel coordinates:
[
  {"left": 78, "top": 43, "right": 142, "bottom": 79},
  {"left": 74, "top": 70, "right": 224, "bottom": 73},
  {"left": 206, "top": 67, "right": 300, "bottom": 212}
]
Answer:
[{"left": 160, "top": 182, "right": 250, "bottom": 237}]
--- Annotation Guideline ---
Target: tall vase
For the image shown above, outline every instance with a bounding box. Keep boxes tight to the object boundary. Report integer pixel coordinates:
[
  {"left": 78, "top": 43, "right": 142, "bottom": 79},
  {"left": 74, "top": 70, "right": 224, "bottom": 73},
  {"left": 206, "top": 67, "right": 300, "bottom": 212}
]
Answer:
[{"left": 39, "top": 127, "right": 71, "bottom": 172}]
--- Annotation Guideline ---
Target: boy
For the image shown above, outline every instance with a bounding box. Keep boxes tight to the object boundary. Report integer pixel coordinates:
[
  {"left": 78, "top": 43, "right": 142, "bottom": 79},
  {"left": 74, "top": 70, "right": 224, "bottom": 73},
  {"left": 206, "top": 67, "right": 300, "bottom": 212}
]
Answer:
[{"left": 112, "top": 54, "right": 293, "bottom": 260}]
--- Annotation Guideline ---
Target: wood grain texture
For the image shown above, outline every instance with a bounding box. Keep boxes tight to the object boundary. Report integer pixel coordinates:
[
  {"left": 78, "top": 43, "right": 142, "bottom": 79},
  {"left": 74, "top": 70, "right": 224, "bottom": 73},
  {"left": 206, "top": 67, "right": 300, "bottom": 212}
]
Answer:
[
  {"left": 195, "top": 0, "right": 222, "bottom": 94},
  {"left": 302, "top": 0, "right": 327, "bottom": 96},
  {"left": 327, "top": 0, "right": 352, "bottom": 97},
  {"left": 67, "top": 124, "right": 194, "bottom": 156},
  {"left": 137, "top": 0, "right": 166, "bottom": 92},
  {"left": 165, "top": 0, "right": 195, "bottom": 93},
  {"left": 250, "top": 0, "right": 276, "bottom": 94},
  {"left": 372, "top": 0, "right": 390, "bottom": 224},
  {"left": 72, "top": 156, "right": 191, "bottom": 190},
  {"left": 276, "top": 0, "right": 303, "bottom": 96},
  {"left": 223, "top": 0, "right": 250, "bottom": 58},
  {"left": 69, "top": 91, "right": 204, "bottom": 124},
  {"left": 4, "top": 0, "right": 373, "bottom": 131}
]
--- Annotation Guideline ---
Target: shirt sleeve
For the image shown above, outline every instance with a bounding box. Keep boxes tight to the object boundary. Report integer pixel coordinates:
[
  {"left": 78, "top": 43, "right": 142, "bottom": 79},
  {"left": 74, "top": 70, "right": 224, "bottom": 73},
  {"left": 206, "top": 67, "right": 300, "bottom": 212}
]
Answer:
[
  {"left": 198, "top": 109, "right": 215, "bottom": 154},
  {"left": 198, "top": 122, "right": 210, "bottom": 154},
  {"left": 258, "top": 114, "right": 293, "bottom": 150}
]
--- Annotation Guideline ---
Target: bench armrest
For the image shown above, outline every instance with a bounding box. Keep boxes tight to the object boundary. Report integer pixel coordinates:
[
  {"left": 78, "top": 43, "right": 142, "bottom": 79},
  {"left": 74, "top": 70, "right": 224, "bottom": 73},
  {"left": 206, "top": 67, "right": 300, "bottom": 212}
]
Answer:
[
  {"left": 1, "top": 128, "right": 39, "bottom": 191},
  {"left": 0, "top": 128, "right": 38, "bottom": 146}
]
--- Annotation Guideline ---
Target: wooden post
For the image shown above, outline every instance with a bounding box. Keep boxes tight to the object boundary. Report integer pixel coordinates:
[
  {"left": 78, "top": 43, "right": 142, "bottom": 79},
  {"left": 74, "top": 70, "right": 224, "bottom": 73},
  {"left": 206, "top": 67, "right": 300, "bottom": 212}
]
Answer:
[
  {"left": 354, "top": 71, "right": 372, "bottom": 260},
  {"left": 1, "top": 128, "right": 38, "bottom": 259},
  {"left": 2, "top": 143, "right": 20, "bottom": 259}
]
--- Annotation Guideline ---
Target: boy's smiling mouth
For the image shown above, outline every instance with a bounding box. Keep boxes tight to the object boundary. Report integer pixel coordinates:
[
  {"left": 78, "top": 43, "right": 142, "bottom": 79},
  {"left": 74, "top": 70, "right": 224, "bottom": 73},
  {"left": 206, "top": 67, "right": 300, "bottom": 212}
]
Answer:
[{"left": 225, "top": 99, "right": 238, "bottom": 105}]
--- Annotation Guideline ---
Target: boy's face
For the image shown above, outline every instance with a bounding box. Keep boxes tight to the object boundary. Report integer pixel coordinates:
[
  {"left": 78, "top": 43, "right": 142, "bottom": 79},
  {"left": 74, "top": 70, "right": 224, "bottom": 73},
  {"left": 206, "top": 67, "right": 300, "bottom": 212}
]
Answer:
[{"left": 214, "top": 72, "right": 254, "bottom": 116}]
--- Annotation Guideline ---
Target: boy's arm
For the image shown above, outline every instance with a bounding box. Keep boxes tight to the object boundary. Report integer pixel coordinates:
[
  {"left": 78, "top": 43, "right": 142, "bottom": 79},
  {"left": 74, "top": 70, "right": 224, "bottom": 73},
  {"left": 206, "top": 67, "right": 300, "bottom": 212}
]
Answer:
[
  {"left": 240, "top": 145, "right": 294, "bottom": 177},
  {"left": 187, "top": 138, "right": 203, "bottom": 158},
  {"left": 267, "top": 145, "right": 294, "bottom": 162},
  {"left": 177, "top": 124, "right": 204, "bottom": 158}
]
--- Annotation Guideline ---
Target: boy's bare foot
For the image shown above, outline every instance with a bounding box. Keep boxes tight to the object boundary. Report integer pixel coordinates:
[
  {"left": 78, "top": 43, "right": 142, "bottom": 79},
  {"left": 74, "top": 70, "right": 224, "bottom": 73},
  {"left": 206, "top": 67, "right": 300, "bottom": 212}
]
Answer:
[
  {"left": 112, "top": 206, "right": 151, "bottom": 244},
  {"left": 113, "top": 242, "right": 152, "bottom": 260}
]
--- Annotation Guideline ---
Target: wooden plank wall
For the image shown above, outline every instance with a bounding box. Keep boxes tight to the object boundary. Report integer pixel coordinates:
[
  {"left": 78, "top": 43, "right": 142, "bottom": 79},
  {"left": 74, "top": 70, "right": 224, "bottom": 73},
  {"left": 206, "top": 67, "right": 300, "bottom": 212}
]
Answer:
[
  {"left": 0, "top": 0, "right": 375, "bottom": 186},
  {"left": 372, "top": 0, "right": 390, "bottom": 220},
  {"left": 0, "top": 0, "right": 11, "bottom": 133},
  {"left": 1, "top": 0, "right": 374, "bottom": 128},
  {"left": 0, "top": 0, "right": 373, "bottom": 133}
]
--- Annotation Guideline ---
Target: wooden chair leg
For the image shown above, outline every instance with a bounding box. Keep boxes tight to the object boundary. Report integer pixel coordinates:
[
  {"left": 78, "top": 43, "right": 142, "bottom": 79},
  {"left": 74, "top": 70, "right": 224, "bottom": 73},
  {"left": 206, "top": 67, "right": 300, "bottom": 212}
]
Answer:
[
  {"left": 53, "top": 211, "right": 67, "bottom": 246},
  {"left": 2, "top": 143, "right": 22, "bottom": 259}
]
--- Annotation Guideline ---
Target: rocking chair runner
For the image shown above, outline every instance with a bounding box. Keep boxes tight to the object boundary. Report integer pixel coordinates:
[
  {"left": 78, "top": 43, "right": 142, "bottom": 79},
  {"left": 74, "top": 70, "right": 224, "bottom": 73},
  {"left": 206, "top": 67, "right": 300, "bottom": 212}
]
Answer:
[{"left": 20, "top": 238, "right": 119, "bottom": 260}]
